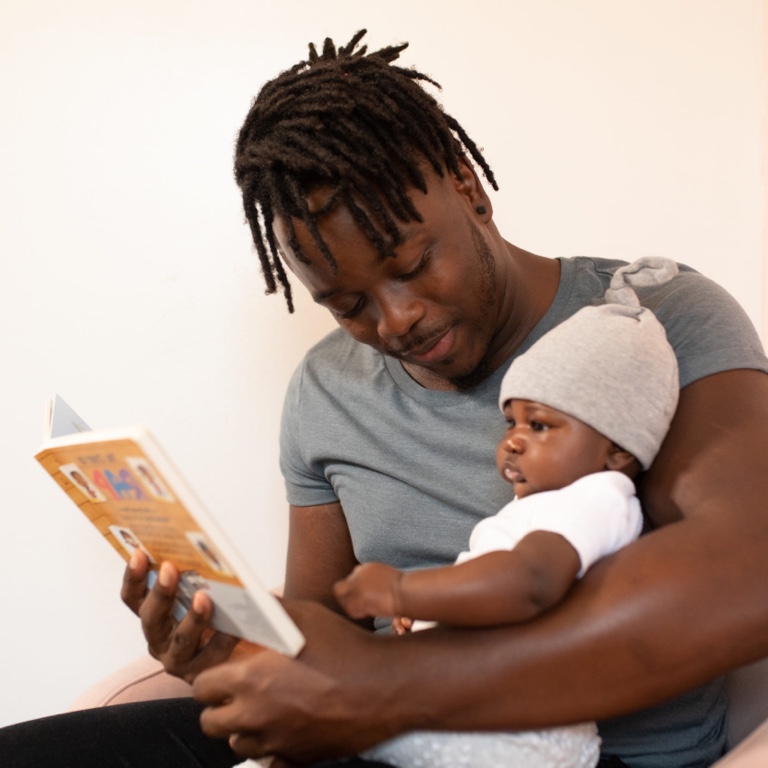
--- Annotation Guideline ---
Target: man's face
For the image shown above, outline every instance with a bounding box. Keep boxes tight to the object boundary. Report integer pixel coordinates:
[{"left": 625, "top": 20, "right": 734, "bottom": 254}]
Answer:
[
  {"left": 273, "top": 161, "right": 501, "bottom": 389},
  {"left": 496, "top": 400, "right": 617, "bottom": 499}
]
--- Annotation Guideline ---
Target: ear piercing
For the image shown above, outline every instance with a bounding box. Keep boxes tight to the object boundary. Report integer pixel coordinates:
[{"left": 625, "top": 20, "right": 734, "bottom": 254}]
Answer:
[{"left": 476, "top": 205, "right": 487, "bottom": 215}]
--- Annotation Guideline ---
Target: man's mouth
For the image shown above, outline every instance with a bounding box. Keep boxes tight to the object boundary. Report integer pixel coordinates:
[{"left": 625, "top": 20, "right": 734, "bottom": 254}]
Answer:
[
  {"left": 410, "top": 329, "right": 455, "bottom": 363},
  {"left": 390, "top": 326, "right": 455, "bottom": 365}
]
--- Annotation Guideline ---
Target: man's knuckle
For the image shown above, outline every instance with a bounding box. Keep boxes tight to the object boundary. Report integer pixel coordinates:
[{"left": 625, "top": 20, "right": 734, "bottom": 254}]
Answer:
[
  {"left": 171, "top": 631, "right": 192, "bottom": 651},
  {"left": 199, "top": 711, "right": 225, "bottom": 738}
]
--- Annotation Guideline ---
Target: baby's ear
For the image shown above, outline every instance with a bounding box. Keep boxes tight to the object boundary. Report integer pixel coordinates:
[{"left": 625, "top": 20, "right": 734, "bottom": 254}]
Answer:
[{"left": 605, "top": 444, "right": 641, "bottom": 476}]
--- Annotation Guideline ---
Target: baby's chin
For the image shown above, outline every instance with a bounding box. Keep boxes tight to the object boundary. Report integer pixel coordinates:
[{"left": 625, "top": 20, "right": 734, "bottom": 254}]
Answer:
[{"left": 513, "top": 481, "right": 532, "bottom": 499}]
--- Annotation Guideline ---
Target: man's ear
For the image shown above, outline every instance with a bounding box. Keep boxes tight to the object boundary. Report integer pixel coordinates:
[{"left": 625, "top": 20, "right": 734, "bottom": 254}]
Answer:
[
  {"left": 452, "top": 156, "right": 492, "bottom": 222},
  {"left": 605, "top": 444, "right": 641, "bottom": 475}
]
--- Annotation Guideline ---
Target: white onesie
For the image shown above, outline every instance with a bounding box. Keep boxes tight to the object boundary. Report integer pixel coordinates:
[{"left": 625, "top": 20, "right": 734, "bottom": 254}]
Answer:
[{"left": 363, "top": 471, "right": 643, "bottom": 768}]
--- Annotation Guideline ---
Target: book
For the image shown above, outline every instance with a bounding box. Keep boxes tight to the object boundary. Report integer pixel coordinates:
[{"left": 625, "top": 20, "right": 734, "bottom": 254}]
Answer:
[{"left": 35, "top": 395, "right": 305, "bottom": 657}]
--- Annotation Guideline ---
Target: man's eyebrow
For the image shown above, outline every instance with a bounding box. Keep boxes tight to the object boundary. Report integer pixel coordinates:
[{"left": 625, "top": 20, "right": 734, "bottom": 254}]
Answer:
[
  {"left": 398, "top": 226, "right": 421, "bottom": 246},
  {"left": 312, "top": 287, "right": 341, "bottom": 304},
  {"left": 310, "top": 228, "right": 424, "bottom": 304}
]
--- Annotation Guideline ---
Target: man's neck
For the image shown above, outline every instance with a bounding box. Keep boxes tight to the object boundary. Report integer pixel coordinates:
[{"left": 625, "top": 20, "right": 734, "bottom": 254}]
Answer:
[
  {"left": 489, "top": 243, "right": 561, "bottom": 367},
  {"left": 403, "top": 244, "right": 561, "bottom": 392}
]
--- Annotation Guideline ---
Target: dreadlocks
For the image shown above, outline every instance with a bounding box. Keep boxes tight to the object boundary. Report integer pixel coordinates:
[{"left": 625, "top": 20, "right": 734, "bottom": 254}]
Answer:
[{"left": 234, "top": 29, "right": 498, "bottom": 312}]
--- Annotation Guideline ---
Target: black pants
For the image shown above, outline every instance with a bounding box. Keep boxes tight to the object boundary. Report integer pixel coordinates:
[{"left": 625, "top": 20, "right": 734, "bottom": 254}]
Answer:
[
  {"left": 0, "top": 697, "right": 627, "bottom": 767},
  {"left": 0, "top": 699, "right": 391, "bottom": 768}
]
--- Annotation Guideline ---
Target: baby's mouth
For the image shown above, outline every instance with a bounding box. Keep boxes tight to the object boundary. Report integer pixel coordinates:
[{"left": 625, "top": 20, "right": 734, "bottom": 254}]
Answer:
[{"left": 504, "top": 463, "right": 525, "bottom": 484}]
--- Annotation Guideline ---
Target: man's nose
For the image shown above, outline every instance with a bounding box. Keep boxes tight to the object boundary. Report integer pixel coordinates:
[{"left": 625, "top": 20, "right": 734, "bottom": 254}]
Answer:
[{"left": 375, "top": 288, "right": 425, "bottom": 339}]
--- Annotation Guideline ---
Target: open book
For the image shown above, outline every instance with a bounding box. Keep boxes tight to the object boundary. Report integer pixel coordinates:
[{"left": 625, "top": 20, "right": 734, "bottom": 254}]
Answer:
[{"left": 35, "top": 396, "right": 304, "bottom": 657}]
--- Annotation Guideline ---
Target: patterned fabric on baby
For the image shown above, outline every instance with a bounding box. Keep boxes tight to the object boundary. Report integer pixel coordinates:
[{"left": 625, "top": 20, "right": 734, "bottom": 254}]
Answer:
[{"left": 363, "top": 722, "right": 600, "bottom": 768}]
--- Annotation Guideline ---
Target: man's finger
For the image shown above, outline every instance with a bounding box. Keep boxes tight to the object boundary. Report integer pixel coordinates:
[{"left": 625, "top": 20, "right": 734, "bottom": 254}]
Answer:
[
  {"left": 198, "top": 699, "right": 245, "bottom": 739},
  {"left": 138, "top": 561, "right": 180, "bottom": 651},
  {"left": 156, "top": 590, "right": 212, "bottom": 673},
  {"left": 227, "top": 732, "right": 270, "bottom": 759},
  {"left": 193, "top": 656, "right": 244, "bottom": 704},
  {"left": 166, "top": 593, "right": 239, "bottom": 681},
  {"left": 120, "top": 549, "right": 149, "bottom": 614}
]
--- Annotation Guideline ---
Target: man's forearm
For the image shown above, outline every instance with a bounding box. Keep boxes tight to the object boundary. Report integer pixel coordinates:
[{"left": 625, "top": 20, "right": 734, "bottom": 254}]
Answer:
[
  {"left": 366, "top": 514, "right": 768, "bottom": 732},
  {"left": 364, "top": 372, "right": 768, "bottom": 731},
  {"left": 226, "top": 516, "right": 768, "bottom": 766}
]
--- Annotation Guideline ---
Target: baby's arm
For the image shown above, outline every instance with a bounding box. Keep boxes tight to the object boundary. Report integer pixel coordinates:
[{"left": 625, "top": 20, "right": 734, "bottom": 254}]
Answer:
[{"left": 334, "top": 530, "right": 581, "bottom": 627}]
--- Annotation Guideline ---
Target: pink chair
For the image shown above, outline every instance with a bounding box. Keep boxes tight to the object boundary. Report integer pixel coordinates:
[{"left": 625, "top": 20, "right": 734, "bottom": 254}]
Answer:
[
  {"left": 69, "top": 653, "right": 192, "bottom": 710},
  {"left": 70, "top": 652, "right": 768, "bottom": 766}
]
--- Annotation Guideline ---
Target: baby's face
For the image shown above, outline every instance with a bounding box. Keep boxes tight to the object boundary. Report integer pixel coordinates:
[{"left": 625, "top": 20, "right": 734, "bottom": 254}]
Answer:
[{"left": 496, "top": 399, "right": 616, "bottom": 499}]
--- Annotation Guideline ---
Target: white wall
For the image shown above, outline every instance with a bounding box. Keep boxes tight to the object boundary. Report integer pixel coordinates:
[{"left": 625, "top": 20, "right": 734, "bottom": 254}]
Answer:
[{"left": 0, "top": 0, "right": 764, "bottom": 728}]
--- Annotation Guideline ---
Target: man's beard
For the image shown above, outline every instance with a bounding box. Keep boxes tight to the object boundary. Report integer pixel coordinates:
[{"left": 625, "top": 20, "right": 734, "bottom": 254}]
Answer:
[
  {"left": 448, "top": 353, "right": 495, "bottom": 392},
  {"left": 446, "top": 218, "right": 498, "bottom": 392}
]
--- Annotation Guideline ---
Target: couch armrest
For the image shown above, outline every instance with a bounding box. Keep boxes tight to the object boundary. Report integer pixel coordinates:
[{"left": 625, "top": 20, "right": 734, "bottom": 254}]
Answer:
[
  {"left": 69, "top": 654, "right": 193, "bottom": 710},
  {"left": 70, "top": 586, "right": 286, "bottom": 711},
  {"left": 714, "top": 716, "right": 768, "bottom": 767}
]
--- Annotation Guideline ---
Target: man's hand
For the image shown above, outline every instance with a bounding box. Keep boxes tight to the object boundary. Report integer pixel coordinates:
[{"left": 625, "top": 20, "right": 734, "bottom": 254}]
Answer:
[
  {"left": 121, "top": 550, "right": 239, "bottom": 683},
  {"left": 194, "top": 599, "right": 408, "bottom": 765},
  {"left": 332, "top": 562, "right": 403, "bottom": 620}
]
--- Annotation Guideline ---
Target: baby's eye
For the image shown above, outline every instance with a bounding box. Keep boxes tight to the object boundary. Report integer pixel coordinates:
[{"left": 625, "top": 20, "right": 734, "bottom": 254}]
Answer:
[
  {"left": 530, "top": 420, "right": 549, "bottom": 432},
  {"left": 505, "top": 418, "right": 516, "bottom": 430}
]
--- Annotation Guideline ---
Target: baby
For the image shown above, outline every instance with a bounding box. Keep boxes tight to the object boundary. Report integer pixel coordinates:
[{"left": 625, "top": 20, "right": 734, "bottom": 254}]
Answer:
[{"left": 334, "top": 257, "right": 681, "bottom": 768}]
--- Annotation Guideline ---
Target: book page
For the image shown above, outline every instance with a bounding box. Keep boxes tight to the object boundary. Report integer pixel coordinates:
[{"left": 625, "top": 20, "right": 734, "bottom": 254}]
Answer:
[{"left": 46, "top": 395, "right": 91, "bottom": 439}]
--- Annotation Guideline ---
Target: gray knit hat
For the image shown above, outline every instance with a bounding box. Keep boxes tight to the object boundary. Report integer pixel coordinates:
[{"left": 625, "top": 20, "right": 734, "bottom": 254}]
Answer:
[{"left": 499, "top": 257, "right": 679, "bottom": 469}]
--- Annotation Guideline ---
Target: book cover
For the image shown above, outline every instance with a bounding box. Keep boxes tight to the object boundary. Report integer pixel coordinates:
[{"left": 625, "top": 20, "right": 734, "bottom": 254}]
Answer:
[{"left": 35, "top": 396, "right": 304, "bottom": 657}]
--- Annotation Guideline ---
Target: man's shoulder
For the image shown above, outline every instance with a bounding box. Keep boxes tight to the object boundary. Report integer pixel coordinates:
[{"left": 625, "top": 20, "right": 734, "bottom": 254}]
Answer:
[
  {"left": 564, "top": 255, "right": 698, "bottom": 286},
  {"left": 290, "top": 328, "right": 392, "bottom": 398},
  {"left": 303, "top": 326, "right": 356, "bottom": 358},
  {"left": 566, "top": 255, "right": 628, "bottom": 275},
  {"left": 301, "top": 327, "right": 378, "bottom": 370},
  {"left": 559, "top": 256, "right": 635, "bottom": 308},
  {"left": 563, "top": 255, "right": 715, "bottom": 312},
  {"left": 571, "top": 256, "right": 768, "bottom": 386}
]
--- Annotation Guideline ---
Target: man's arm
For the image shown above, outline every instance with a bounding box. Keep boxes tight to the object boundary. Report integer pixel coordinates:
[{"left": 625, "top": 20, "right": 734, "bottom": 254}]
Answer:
[
  {"left": 193, "top": 369, "right": 768, "bottom": 763},
  {"left": 285, "top": 501, "right": 377, "bottom": 629},
  {"left": 284, "top": 501, "right": 360, "bottom": 609},
  {"left": 334, "top": 532, "right": 580, "bottom": 626}
]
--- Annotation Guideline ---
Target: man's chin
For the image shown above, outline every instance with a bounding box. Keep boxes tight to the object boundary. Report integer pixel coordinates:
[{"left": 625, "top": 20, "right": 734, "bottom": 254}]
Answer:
[{"left": 447, "top": 355, "right": 494, "bottom": 391}]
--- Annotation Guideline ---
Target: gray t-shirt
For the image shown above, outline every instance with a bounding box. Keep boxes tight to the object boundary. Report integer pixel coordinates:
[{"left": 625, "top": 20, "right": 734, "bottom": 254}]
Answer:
[{"left": 279, "top": 256, "right": 768, "bottom": 767}]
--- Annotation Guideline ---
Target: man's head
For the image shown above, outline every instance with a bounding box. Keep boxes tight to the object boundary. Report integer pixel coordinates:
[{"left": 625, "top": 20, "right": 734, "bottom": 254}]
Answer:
[
  {"left": 272, "top": 158, "right": 505, "bottom": 389},
  {"left": 234, "top": 30, "right": 497, "bottom": 314}
]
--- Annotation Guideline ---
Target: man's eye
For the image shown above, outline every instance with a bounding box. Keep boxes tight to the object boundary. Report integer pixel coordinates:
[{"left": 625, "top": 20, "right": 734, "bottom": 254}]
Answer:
[
  {"left": 334, "top": 299, "right": 364, "bottom": 320},
  {"left": 530, "top": 421, "right": 549, "bottom": 432},
  {"left": 399, "top": 252, "right": 430, "bottom": 281}
]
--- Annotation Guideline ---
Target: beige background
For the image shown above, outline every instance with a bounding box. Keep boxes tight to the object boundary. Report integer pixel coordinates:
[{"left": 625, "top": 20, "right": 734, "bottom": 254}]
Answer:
[{"left": 0, "top": 0, "right": 765, "bottom": 728}]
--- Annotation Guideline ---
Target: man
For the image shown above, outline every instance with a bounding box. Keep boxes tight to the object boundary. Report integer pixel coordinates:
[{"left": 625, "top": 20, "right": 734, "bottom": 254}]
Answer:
[
  {"left": 4, "top": 29, "right": 766, "bottom": 768},
  {"left": 127, "top": 31, "right": 768, "bottom": 767}
]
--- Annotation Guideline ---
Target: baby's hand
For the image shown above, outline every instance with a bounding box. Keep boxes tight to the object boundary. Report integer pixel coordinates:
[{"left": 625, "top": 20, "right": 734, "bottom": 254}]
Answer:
[
  {"left": 333, "top": 562, "right": 403, "bottom": 620},
  {"left": 391, "top": 616, "right": 413, "bottom": 635}
]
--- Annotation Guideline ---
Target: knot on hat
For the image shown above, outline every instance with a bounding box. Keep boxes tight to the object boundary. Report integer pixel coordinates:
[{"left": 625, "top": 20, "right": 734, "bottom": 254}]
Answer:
[{"left": 604, "top": 256, "right": 679, "bottom": 308}]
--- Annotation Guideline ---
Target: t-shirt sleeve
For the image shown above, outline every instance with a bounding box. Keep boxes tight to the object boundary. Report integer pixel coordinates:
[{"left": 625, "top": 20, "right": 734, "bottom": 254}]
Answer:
[
  {"left": 279, "top": 360, "right": 339, "bottom": 508},
  {"left": 639, "top": 269, "right": 768, "bottom": 388},
  {"left": 528, "top": 473, "right": 644, "bottom": 577}
]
